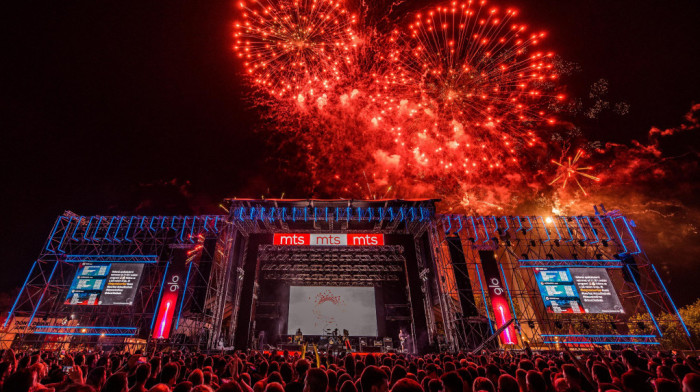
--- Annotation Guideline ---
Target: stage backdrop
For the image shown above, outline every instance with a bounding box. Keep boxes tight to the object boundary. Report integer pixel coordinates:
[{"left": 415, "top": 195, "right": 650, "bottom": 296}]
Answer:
[{"left": 287, "top": 286, "right": 377, "bottom": 336}]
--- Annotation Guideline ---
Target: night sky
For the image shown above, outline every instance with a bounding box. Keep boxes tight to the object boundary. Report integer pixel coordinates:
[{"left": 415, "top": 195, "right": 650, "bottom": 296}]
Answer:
[{"left": 2, "top": 1, "right": 699, "bottom": 305}]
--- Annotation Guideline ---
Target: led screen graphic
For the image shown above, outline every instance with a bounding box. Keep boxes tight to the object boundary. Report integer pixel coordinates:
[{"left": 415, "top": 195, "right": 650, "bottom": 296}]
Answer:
[
  {"left": 65, "top": 262, "right": 145, "bottom": 306},
  {"left": 287, "top": 286, "right": 377, "bottom": 336},
  {"left": 535, "top": 267, "right": 624, "bottom": 314}
]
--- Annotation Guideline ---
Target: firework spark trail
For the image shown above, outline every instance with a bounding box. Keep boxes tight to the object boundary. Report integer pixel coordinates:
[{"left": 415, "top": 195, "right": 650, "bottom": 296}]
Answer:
[{"left": 549, "top": 149, "right": 600, "bottom": 196}]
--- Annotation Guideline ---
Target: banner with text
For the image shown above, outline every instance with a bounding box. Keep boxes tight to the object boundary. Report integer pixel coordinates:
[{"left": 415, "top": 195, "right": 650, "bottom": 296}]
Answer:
[
  {"left": 479, "top": 251, "right": 518, "bottom": 345},
  {"left": 273, "top": 233, "right": 384, "bottom": 246}
]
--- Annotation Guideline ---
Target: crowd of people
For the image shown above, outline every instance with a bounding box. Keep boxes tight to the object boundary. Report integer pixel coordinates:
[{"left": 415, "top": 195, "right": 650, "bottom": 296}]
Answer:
[{"left": 0, "top": 345, "right": 699, "bottom": 392}]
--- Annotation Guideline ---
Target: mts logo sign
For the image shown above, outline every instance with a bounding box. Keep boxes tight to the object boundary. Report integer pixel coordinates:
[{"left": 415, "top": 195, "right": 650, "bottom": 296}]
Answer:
[{"left": 273, "top": 233, "right": 384, "bottom": 246}]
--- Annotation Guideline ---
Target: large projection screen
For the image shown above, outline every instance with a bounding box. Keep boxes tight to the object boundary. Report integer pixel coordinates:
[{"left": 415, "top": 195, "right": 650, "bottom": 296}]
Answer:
[
  {"left": 287, "top": 286, "right": 377, "bottom": 336},
  {"left": 64, "top": 262, "right": 145, "bottom": 306},
  {"left": 534, "top": 267, "right": 624, "bottom": 314}
]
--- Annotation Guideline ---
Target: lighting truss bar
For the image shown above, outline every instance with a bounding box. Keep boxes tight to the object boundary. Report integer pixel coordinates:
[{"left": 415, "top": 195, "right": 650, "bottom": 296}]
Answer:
[
  {"left": 232, "top": 206, "right": 433, "bottom": 223},
  {"left": 47, "top": 215, "right": 225, "bottom": 253},
  {"left": 520, "top": 259, "right": 614, "bottom": 262},
  {"left": 64, "top": 255, "right": 159, "bottom": 263},
  {"left": 34, "top": 325, "right": 138, "bottom": 336},
  {"left": 34, "top": 331, "right": 136, "bottom": 336},
  {"left": 436, "top": 214, "right": 625, "bottom": 250},
  {"left": 541, "top": 334, "right": 656, "bottom": 338},
  {"left": 519, "top": 264, "right": 623, "bottom": 269},
  {"left": 543, "top": 341, "right": 660, "bottom": 345},
  {"left": 35, "top": 326, "right": 138, "bottom": 330},
  {"left": 650, "top": 264, "right": 691, "bottom": 337},
  {"left": 518, "top": 259, "right": 623, "bottom": 268},
  {"left": 626, "top": 264, "right": 663, "bottom": 336}
]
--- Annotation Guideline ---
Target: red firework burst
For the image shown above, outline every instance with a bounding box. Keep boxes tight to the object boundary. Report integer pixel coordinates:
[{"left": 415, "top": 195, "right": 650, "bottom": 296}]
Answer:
[
  {"left": 232, "top": 0, "right": 358, "bottom": 97},
  {"left": 231, "top": 0, "right": 568, "bottom": 211},
  {"left": 396, "top": 1, "right": 562, "bottom": 145},
  {"left": 549, "top": 149, "right": 601, "bottom": 196}
]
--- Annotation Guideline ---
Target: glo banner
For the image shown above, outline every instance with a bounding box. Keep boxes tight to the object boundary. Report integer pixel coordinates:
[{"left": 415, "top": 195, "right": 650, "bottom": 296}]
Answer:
[
  {"left": 152, "top": 249, "right": 190, "bottom": 339},
  {"left": 479, "top": 251, "right": 517, "bottom": 345}
]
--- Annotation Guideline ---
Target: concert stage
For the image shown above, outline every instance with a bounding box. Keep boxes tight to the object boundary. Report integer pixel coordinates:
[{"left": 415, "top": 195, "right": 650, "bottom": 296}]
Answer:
[{"left": 0, "top": 199, "right": 691, "bottom": 352}]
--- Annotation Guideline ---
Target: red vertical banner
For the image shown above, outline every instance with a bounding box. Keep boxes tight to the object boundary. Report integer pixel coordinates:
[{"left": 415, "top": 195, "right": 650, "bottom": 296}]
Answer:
[
  {"left": 152, "top": 249, "right": 188, "bottom": 340},
  {"left": 479, "top": 251, "right": 518, "bottom": 345}
]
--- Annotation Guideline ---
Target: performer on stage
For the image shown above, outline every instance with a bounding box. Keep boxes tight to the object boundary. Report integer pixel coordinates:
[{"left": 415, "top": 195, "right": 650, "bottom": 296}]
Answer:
[
  {"left": 294, "top": 328, "right": 303, "bottom": 344},
  {"left": 257, "top": 330, "right": 266, "bottom": 350},
  {"left": 343, "top": 329, "right": 352, "bottom": 351},
  {"left": 399, "top": 328, "right": 413, "bottom": 354}
]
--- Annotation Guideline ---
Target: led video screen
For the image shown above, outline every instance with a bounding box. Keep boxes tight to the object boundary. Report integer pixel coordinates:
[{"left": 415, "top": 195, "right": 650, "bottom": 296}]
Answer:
[
  {"left": 287, "top": 286, "right": 377, "bottom": 336},
  {"left": 65, "top": 262, "right": 145, "bottom": 306},
  {"left": 535, "top": 267, "right": 624, "bottom": 314}
]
